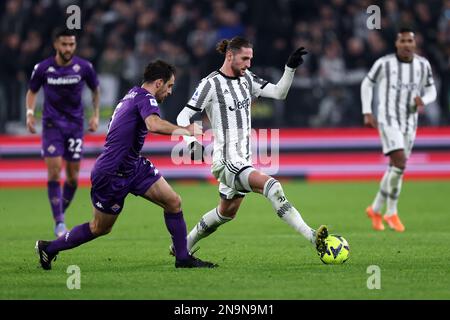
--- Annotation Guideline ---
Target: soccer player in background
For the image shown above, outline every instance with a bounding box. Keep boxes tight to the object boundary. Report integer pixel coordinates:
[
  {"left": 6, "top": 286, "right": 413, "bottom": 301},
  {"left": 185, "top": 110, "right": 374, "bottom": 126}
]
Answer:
[
  {"left": 361, "top": 28, "right": 437, "bottom": 232},
  {"left": 176, "top": 37, "right": 329, "bottom": 258},
  {"left": 36, "top": 60, "right": 216, "bottom": 270},
  {"left": 25, "top": 28, "right": 100, "bottom": 237}
]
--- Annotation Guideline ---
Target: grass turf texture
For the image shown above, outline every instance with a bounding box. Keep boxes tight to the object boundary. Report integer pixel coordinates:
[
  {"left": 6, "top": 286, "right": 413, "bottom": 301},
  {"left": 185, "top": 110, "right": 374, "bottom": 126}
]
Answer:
[{"left": 1, "top": 181, "right": 449, "bottom": 299}]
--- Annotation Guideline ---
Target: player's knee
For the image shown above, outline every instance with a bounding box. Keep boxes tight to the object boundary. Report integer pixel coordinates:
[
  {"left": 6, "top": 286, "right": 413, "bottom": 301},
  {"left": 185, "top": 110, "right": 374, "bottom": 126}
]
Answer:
[
  {"left": 48, "top": 167, "right": 61, "bottom": 181},
  {"left": 164, "top": 193, "right": 182, "bottom": 213},
  {"left": 90, "top": 222, "right": 112, "bottom": 236},
  {"left": 66, "top": 171, "right": 79, "bottom": 186},
  {"left": 392, "top": 158, "right": 407, "bottom": 170},
  {"left": 218, "top": 202, "right": 239, "bottom": 218}
]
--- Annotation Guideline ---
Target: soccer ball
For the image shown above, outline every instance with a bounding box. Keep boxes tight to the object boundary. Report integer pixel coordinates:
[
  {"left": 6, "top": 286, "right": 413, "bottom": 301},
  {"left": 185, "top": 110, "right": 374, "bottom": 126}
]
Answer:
[{"left": 318, "top": 234, "right": 350, "bottom": 264}]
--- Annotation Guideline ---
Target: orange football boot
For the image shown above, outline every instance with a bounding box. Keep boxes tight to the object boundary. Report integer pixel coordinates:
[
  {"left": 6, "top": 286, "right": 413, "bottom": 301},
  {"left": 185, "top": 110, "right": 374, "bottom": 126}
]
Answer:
[
  {"left": 366, "top": 206, "right": 385, "bottom": 231},
  {"left": 383, "top": 214, "right": 405, "bottom": 232}
]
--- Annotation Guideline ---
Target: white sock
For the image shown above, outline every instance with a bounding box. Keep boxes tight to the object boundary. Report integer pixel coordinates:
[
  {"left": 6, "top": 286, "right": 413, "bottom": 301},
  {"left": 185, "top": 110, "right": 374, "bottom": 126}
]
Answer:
[
  {"left": 263, "top": 178, "right": 315, "bottom": 243},
  {"left": 386, "top": 166, "right": 404, "bottom": 216},
  {"left": 372, "top": 167, "right": 390, "bottom": 213},
  {"left": 187, "top": 207, "right": 232, "bottom": 251}
]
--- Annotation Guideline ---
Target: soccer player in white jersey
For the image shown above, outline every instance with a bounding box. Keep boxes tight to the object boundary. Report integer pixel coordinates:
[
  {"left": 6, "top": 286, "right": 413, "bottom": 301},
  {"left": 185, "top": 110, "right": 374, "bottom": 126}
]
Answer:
[
  {"left": 176, "top": 36, "right": 329, "bottom": 258},
  {"left": 361, "top": 28, "right": 437, "bottom": 232}
]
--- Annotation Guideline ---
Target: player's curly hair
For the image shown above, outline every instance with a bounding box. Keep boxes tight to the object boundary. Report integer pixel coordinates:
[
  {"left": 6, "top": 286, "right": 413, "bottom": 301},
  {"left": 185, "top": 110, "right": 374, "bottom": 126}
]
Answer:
[{"left": 216, "top": 36, "right": 253, "bottom": 55}]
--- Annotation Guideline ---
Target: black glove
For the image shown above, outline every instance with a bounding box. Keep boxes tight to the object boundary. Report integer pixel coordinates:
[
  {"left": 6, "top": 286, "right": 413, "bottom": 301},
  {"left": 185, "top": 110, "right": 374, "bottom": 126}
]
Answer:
[
  {"left": 286, "top": 47, "right": 308, "bottom": 69},
  {"left": 189, "top": 141, "right": 205, "bottom": 162}
]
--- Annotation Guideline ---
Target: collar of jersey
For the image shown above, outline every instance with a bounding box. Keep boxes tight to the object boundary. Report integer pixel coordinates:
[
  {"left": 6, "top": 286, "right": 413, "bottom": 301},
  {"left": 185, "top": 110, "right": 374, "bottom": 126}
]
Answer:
[
  {"left": 395, "top": 53, "right": 413, "bottom": 64},
  {"left": 217, "top": 70, "right": 240, "bottom": 80},
  {"left": 52, "top": 56, "right": 77, "bottom": 68}
]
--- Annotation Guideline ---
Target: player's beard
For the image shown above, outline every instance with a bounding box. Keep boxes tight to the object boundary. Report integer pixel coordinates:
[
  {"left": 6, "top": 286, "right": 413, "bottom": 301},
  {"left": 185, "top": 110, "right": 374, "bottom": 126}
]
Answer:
[
  {"left": 230, "top": 60, "right": 246, "bottom": 77},
  {"left": 231, "top": 65, "right": 245, "bottom": 77},
  {"left": 58, "top": 51, "right": 73, "bottom": 63}
]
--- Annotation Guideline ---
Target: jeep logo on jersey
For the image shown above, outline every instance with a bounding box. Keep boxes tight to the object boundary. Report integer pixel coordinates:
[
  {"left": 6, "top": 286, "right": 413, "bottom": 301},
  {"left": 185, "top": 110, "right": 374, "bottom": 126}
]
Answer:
[
  {"left": 228, "top": 97, "right": 250, "bottom": 111},
  {"left": 47, "top": 75, "right": 82, "bottom": 85}
]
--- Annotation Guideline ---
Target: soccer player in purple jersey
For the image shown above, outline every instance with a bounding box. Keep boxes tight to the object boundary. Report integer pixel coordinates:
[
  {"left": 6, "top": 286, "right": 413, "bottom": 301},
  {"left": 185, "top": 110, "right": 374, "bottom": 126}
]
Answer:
[
  {"left": 25, "top": 28, "right": 100, "bottom": 237},
  {"left": 35, "top": 60, "right": 217, "bottom": 269}
]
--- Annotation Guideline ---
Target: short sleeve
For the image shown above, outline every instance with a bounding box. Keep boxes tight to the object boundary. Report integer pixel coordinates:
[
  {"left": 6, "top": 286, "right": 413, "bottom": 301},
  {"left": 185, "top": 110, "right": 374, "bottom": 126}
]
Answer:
[
  {"left": 29, "top": 63, "right": 45, "bottom": 92},
  {"left": 138, "top": 95, "right": 161, "bottom": 120},
  {"left": 246, "top": 70, "right": 269, "bottom": 98},
  {"left": 186, "top": 79, "right": 213, "bottom": 112},
  {"left": 84, "top": 62, "right": 99, "bottom": 90},
  {"left": 366, "top": 58, "right": 383, "bottom": 83}
]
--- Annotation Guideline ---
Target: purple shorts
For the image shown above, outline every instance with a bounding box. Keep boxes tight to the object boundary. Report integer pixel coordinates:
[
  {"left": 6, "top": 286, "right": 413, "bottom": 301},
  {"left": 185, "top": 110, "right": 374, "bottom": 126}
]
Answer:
[
  {"left": 90, "top": 157, "right": 162, "bottom": 214},
  {"left": 41, "top": 120, "right": 84, "bottom": 161}
]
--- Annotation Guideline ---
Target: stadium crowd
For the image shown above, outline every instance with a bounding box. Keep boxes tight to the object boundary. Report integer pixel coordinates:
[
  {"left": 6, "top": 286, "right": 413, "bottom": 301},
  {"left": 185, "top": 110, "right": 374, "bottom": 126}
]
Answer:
[{"left": 0, "top": 0, "right": 449, "bottom": 132}]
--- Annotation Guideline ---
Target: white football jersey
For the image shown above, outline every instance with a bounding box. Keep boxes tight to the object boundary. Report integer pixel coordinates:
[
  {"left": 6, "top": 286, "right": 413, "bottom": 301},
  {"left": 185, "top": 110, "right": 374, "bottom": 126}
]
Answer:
[
  {"left": 187, "top": 70, "right": 268, "bottom": 164},
  {"left": 366, "top": 53, "right": 435, "bottom": 134}
]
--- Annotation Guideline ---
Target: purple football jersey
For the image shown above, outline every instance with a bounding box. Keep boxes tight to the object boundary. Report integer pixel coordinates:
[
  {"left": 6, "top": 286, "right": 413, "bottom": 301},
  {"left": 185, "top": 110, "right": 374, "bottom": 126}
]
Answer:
[
  {"left": 28, "top": 55, "right": 99, "bottom": 126},
  {"left": 94, "top": 86, "right": 161, "bottom": 175}
]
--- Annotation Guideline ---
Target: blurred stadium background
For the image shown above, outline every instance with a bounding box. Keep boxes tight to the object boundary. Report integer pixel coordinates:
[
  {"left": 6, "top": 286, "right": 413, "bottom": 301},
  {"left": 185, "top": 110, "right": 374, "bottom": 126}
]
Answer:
[{"left": 0, "top": 0, "right": 449, "bottom": 185}]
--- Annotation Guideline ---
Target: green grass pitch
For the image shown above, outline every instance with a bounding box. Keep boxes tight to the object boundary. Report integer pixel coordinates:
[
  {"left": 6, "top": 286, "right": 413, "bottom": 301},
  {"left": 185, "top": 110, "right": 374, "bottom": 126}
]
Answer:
[{"left": 1, "top": 180, "right": 449, "bottom": 299}]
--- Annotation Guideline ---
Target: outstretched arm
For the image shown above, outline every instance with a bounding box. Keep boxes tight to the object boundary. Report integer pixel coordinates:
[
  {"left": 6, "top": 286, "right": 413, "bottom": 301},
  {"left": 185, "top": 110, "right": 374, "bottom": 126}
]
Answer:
[
  {"left": 146, "top": 114, "right": 201, "bottom": 137},
  {"left": 259, "top": 47, "right": 307, "bottom": 100},
  {"left": 259, "top": 66, "right": 296, "bottom": 100}
]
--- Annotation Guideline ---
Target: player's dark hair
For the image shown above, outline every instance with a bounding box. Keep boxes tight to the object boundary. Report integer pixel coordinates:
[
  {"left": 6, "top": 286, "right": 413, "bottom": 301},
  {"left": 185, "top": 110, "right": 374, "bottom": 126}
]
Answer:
[
  {"left": 52, "top": 27, "right": 77, "bottom": 42},
  {"left": 216, "top": 36, "right": 253, "bottom": 55},
  {"left": 143, "top": 60, "right": 176, "bottom": 84},
  {"left": 398, "top": 26, "right": 415, "bottom": 34}
]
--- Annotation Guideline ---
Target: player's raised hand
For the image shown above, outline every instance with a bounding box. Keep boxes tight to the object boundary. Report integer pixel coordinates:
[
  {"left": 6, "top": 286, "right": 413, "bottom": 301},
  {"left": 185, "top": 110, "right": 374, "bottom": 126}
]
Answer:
[
  {"left": 88, "top": 115, "right": 99, "bottom": 132},
  {"left": 363, "top": 114, "right": 377, "bottom": 128},
  {"left": 26, "top": 113, "right": 36, "bottom": 134},
  {"left": 286, "top": 47, "right": 308, "bottom": 69},
  {"left": 414, "top": 96, "right": 425, "bottom": 114}
]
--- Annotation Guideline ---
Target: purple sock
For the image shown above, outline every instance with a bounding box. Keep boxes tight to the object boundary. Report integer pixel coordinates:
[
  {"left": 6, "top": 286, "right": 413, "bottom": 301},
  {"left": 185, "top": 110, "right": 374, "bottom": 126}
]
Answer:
[
  {"left": 47, "top": 222, "right": 96, "bottom": 255},
  {"left": 62, "top": 182, "right": 77, "bottom": 212},
  {"left": 47, "top": 181, "right": 63, "bottom": 224},
  {"left": 164, "top": 211, "right": 189, "bottom": 260}
]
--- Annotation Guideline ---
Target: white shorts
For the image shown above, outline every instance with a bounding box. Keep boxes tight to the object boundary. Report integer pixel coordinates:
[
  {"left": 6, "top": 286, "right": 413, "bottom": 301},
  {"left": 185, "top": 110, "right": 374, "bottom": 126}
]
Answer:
[
  {"left": 211, "top": 159, "right": 254, "bottom": 200},
  {"left": 378, "top": 124, "right": 416, "bottom": 158}
]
